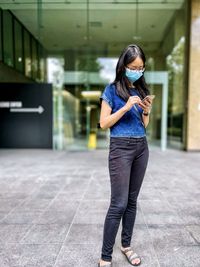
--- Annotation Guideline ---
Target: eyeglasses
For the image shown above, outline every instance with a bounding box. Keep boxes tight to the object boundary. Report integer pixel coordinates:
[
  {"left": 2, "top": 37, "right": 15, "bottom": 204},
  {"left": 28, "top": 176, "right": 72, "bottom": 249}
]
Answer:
[{"left": 126, "top": 66, "right": 145, "bottom": 72}]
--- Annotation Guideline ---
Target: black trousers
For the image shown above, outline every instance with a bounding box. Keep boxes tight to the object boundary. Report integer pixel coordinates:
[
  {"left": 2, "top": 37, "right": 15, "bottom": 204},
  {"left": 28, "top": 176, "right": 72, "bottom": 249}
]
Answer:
[{"left": 101, "top": 136, "right": 149, "bottom": 261}]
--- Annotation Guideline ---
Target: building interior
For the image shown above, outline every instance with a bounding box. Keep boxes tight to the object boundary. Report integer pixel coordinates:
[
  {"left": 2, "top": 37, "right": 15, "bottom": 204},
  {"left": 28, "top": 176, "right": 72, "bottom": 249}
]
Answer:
[{"left": 0, "top": 0, "right": 189, "bottom": 150}]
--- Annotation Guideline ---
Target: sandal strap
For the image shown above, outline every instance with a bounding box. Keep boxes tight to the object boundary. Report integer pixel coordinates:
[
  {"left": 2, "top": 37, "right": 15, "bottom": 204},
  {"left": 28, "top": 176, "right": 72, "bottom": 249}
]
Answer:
[
  {"left": 129, "top": 252, "right": 140, "bottom": 261},
  {"left": 123, "top": 247, "right": 133, "bottom": 253},
  {"left": 122, "top": 248, "right": 140, "bottom": 261}
]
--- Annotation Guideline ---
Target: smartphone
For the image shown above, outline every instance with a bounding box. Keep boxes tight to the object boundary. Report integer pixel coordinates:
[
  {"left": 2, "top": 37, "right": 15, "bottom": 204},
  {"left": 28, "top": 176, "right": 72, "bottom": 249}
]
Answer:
[{"left": 142, "top": 95, "right": 155, "bottom": 103}]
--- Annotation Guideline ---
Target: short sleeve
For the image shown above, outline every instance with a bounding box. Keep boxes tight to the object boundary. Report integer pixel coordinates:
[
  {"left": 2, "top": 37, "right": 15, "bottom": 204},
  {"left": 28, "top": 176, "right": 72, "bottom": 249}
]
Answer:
[{"left": 100, "top": 85, "right": 113, "bottom": 108}]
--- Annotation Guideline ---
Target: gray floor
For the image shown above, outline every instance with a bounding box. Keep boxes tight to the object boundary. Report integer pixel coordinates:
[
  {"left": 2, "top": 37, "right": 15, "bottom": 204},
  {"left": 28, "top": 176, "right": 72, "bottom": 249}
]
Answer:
[{"left": 0, "top": 147, "right": 199, "bottom": 267}]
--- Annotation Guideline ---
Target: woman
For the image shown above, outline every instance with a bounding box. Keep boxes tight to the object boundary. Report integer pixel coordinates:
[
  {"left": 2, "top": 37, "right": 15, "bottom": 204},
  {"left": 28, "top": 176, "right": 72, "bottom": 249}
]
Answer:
[{"left": 98, "top": 44, "right": 154, "bottom": 266}]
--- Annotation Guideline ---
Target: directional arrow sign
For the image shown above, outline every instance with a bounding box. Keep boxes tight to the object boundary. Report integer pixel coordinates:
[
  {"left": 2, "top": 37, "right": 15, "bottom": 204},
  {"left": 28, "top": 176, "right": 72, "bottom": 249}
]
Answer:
[{"left": 10, "top": 106, "right": 44, "bottom": 114}]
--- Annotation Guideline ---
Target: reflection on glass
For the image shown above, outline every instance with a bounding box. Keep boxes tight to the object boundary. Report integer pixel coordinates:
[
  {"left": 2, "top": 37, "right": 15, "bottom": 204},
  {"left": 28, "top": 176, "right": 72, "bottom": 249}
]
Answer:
[
  {"left": 47, "top": 58, "right": 64, "bottom": 150},
  {"left": 3, "top": 11, "right": 14, "bottom": 67},
  {"left": 14, "top": 20, "right": 23, "bottom": 72},
  {"left": 31, "top": 0, "right": 187, "bottom": 150},
  {"left": 24, "top": 30, "right": 31, "bottom": 77},
  {"left": 0, "top": 10, "right": 2, "bottom": 61},
  {"left": 38, "top": 45, "right": 46, "bottom": 82},
  {"left": 31, "top": 37, "right": 38, "bottom": 80},
  {"left": 167, "top": 37, "right": 185, "bottom": 145},
  {"left": 97, "top": 58, "right": 118, "bottom": 83}
]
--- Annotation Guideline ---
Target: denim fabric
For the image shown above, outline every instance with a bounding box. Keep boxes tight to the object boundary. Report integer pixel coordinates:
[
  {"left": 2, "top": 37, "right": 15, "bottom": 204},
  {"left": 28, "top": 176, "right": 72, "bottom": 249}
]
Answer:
[
  {"left": 100, "top": 84, "right": 146, "bottom": 137},
  {"left": 101, "top": 136, "right": 149, "bottom": 261}
]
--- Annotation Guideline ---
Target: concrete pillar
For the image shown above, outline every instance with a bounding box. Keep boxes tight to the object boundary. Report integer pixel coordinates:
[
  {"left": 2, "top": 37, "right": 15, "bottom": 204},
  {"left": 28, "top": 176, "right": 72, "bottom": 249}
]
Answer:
[{"left": 187, "top": 0, "right": 200, "bottom": 150}]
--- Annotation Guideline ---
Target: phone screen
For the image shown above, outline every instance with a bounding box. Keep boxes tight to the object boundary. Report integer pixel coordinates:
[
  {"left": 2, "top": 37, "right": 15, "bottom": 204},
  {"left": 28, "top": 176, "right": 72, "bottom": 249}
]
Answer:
[{"left": 142, "top": 95, "right": 155, "bottom": 102}]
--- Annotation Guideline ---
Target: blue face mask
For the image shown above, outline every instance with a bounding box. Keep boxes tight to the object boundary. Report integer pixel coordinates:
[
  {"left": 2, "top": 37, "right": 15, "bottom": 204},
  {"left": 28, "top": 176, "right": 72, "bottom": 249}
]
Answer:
[{"left": 125, "top": 68, "right": 143, "bottom": 83}]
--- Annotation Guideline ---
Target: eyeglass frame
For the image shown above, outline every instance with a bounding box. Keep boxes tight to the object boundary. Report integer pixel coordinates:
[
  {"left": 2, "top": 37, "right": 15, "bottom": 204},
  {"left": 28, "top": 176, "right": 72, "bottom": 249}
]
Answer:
[{"left": 125, "top": 66, "right": 145, "bottom": 72}]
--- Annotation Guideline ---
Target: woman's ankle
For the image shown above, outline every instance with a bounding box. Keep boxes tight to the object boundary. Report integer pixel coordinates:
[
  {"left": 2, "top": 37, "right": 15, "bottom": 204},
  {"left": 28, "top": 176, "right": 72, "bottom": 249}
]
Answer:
[
  {"left": 121, "top": 245, "right": 131, "bottom": 250},
  {"left": 99, "top": 259, "right": 112, "bottom": 265}
]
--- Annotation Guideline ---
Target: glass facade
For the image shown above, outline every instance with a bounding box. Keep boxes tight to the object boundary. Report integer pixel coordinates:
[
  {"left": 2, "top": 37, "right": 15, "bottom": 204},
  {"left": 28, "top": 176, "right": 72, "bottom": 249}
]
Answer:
[
  {"left": 31, "top": 37, "right": 38, "bottom": 80},
  {"left": 49, "top": 0, "right": 188, "bottom": 150},
  {"left": 14, "top": 19, "right": 23, "bottom": 72},
  {"left": 24, "top": 30, "right": 31, "bottom": 78},
  {"left": 0, "top": 8, "right": 46, "bottom": 82},
  {"left": 0, "top": 1, "right": 189, "bottom": 150},
  {"left": 3, "top": 11, "right": 14, "bottom": 67},
  {"left": 0, "top": 9, "right": 2, "bottom": 61}
]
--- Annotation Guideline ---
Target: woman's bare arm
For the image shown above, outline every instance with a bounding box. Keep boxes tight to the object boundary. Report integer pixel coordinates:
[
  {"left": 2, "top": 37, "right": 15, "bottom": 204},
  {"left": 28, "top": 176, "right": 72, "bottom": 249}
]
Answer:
[{"left": 100, "top": 96, "right": 141, "bottom": 130}]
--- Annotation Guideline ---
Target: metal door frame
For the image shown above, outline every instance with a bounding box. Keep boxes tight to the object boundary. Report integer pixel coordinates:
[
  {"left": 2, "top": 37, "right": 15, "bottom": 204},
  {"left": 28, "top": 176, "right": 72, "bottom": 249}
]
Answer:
[{"left": 145, "top": 71, "right": 168, "bottom": 151}]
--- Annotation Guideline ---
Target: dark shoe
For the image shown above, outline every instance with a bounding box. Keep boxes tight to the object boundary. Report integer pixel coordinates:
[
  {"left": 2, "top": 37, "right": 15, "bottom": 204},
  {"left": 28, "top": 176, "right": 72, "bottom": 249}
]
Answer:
[{"left": 121, "top": 247, "right": 141, "bottom": 266}]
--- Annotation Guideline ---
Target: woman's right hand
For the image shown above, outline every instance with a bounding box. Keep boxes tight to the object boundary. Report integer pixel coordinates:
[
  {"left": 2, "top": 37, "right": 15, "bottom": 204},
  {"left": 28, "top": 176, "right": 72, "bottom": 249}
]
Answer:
[{"left": 124, "top": 96, "right": 141, "bottom": 111}]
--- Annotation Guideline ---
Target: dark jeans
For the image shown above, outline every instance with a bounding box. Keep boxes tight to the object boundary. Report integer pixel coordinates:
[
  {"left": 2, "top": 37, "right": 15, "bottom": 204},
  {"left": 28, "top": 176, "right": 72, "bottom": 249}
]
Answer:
[{"left": 101, "top": 136, "right": 149, "bottom": 262}]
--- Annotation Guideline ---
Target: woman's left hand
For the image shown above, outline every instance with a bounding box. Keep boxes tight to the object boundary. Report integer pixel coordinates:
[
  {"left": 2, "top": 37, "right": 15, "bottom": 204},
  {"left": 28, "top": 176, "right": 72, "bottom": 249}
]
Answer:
[{"left": 138, "top": 98, "right": 152, "bottom": 113}]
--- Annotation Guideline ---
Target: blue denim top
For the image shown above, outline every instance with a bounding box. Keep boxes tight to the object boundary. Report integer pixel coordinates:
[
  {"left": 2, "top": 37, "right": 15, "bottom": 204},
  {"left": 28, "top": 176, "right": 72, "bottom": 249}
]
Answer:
[{"left": 100, "top": 84, "right": 146, "bottom": 137}]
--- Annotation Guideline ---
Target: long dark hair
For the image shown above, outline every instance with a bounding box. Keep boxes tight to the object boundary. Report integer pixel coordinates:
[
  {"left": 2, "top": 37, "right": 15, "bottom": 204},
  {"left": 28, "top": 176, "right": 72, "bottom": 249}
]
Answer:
[{"left": 112, "top": 44, "right": 150, "bottom": 100}]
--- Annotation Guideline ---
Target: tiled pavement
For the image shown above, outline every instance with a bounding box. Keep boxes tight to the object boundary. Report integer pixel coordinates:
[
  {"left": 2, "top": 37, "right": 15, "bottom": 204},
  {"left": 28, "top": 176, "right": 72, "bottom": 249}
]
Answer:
[{"left": 0, "top": 147, "right": 199, "bottom": 267}]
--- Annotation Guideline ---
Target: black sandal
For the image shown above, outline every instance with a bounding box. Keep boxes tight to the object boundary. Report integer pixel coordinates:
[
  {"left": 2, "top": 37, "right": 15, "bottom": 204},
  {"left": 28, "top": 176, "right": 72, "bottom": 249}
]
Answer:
[{"left": 121, "top": 247, "right": 141, "bottom": 266}]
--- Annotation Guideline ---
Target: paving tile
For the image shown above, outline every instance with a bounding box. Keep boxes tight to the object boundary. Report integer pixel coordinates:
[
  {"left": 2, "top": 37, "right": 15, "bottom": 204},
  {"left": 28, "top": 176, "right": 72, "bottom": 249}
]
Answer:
[
  {"left": 21, "top": 224, "right": 70, "bottom": 244},
  {"left": 31, "top": 188, "right": 60, "bottom": 199},
  {"left": 73, "top": 199, "right": 111, "bottom": 224},
  {"left": 168, "top": 200, "right": 200, "bottom": 225},
  {"left": 36, "top": 209, "right": 75, "bottom": 224},
  {"left": 0, "top": 212, "right": 11, "bottom": 222},
  {"left": 139, "top": 199, "right": 184, "bottom": 225},
  {"left": 1, "top": 211, "right": 44, "bottom": 224},
  {"left": 57, "top": 179, "right": 90, "bottom": 200},
  {"left": 0, "top": 148, "right": 200, "bottom": 267},
  {"left": 0, "top": 243, "right": 61, "bottom": 267},
  {"left": 142, "top": 211, "right": 184, "bottom": 225},
  {"left": 0, "top": 199, "right": 22, "bottom": 212},
  {"left": 138, "top": 186, "right": 164, "bottom": 200},
  {"left": 48, "top": 199, "right": 80, "bottom": 212},
  {"left": 0, "top": 224, "right": 31, "bottom": 244},
  {"left": 147, "top": 225, "right": 197, "bottom": 248},
  {"left": 154, "top": 245, "right": 200, "bottom": 267},
  {"left": 0, "top": 192, "right": 30, "bottom": 199},
  {"left": 84, "top": 179, "right": 111, "bottom": 200},
  {"left": 64, "top": 223, "right": 104, "bottom": 245},
  {"left": 56, "top": 191, "right": 84, "bottom": 200},
  {"left": 186, "top": 225, "right": 200, "bottom": 243},
  {"left": 16, "top": 198, "right": 51, "bottom": 211},
  {"left": 145, "top": 224, "right": 200, "bottom": 266},
  {"left": 54, "top": 243, "right": 101, "bottom": 267}
]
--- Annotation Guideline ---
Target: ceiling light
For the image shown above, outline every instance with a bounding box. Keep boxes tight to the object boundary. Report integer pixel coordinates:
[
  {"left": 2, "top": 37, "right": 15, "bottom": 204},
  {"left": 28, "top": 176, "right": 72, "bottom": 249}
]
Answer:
[{"left": 81, "top": 91, "right": 101, "bottom": 99}]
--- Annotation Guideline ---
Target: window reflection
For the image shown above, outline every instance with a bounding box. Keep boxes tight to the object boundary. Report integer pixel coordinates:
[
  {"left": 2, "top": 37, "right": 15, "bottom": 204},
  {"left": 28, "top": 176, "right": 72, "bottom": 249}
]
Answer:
[
  {"left": 24, "top": 30, "right": 31, "bottom": 78},
  {"left": 31, "top": 37, "right": 38, "bottom": 80},
  {"left": 3, "top": 11, "right": 14, "bottom": 67},
  {"left": 14, "top": 20, "right": 23, "bottom": 72},
  {"left": 0, "top": 10, "right": 2, "bottom": 61}
]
